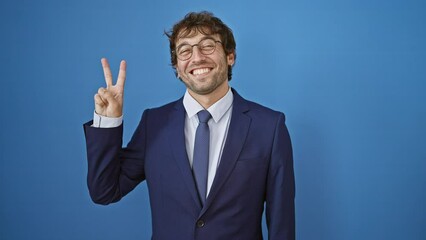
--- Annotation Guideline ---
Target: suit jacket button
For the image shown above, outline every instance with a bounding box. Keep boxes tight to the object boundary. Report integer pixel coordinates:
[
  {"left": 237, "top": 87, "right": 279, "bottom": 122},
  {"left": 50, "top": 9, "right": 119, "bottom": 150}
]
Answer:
[{"left": 196, "top": 220, "right": 205, "bottom": 228}]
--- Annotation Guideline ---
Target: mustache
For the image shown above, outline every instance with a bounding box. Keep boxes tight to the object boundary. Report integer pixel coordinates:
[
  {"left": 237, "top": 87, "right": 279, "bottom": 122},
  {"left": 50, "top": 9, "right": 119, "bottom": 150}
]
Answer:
[{"left": 189, "top": 60, "right": 212, "bottom": 67}]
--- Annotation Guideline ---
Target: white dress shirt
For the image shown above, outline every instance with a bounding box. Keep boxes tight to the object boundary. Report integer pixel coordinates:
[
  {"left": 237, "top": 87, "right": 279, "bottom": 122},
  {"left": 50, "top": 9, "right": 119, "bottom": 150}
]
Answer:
[
  {"left": 183, "top": 89, "right": 233, "bottom": 197},
  {"left": 92, "top": 88, "right": 233, "bottom": 198}
]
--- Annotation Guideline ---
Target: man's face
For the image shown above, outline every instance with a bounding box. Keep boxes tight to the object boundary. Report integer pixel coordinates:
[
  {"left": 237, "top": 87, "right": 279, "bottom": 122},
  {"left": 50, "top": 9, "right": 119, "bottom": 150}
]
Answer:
[{"left": 175, "top": 31, "right": 235, "bottom": 97}]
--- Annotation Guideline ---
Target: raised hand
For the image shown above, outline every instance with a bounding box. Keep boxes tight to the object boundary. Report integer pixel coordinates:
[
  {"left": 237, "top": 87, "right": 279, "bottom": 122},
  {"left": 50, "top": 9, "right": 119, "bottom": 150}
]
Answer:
[{"left": 94, "top": 58, "right": 126, "bottom": 117}]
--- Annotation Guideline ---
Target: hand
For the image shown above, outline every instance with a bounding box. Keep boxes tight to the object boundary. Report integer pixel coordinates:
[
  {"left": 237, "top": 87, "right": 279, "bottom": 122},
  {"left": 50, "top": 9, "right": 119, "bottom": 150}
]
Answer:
[{"left": 94, "top": 58, "right": 126, "bottom": 117}]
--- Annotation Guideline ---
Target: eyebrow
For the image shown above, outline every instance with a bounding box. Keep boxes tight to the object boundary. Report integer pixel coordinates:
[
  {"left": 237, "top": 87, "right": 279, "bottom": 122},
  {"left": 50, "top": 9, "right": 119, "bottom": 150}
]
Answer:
[{"left": 176, "top": 36, "right": 217, "bottom": 50}]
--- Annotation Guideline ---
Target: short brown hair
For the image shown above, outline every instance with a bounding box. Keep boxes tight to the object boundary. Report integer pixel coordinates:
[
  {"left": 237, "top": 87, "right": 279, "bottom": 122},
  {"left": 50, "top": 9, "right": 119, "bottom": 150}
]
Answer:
[{"left": 165, "top": 11, "right": 237, "bottom": 81}]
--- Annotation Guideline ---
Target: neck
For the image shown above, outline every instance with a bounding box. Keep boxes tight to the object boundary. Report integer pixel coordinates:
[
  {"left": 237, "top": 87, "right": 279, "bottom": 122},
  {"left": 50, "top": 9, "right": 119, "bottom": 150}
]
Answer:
[{"left": 189, "top": 83, "right": 230, "bottom": 109}]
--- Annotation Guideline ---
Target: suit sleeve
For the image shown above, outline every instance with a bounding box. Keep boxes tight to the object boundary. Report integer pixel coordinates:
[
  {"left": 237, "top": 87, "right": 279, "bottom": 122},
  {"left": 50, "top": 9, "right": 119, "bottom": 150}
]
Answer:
[
  {"left": 83, "top": 109, "right": 149, "bottom": 205},
  {"left": 265, "top": 113, "right": 295, "bottom": 240}
]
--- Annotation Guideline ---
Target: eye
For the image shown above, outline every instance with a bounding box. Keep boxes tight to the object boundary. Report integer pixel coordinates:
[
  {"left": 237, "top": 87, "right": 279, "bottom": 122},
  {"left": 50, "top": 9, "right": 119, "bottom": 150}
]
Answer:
[
  {"left": 201, "top": 44, "right": 215, "bottom": 50},
  {"left": 200, "top": 40, "right": 216, "bottom": 52},
  {"left": 178, "top": 46, "right": 191, "bottom": 56}
]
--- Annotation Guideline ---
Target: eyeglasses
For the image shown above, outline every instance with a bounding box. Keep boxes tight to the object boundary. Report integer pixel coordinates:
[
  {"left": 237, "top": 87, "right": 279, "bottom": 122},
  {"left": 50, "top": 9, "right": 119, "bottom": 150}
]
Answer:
[{"left": 175, "top": 38, "right": 222, "bottom": 61}]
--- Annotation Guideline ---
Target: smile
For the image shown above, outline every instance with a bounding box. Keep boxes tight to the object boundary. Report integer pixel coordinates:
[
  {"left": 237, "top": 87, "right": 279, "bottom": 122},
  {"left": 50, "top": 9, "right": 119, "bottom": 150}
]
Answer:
[{"left": 191, "top": 68, "right": 211, "bottom": 76}]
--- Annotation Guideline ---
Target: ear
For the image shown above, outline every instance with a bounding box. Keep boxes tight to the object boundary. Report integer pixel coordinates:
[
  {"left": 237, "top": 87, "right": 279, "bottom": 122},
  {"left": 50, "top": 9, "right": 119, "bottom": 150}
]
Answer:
[
  {"left": 175, "top": 69, "right": 183, "bottom": 81},
  {"left": 175, "top": 66, "right": 180, "bottom": 78},
  {"left": 226, "top": 52, "right": 235, "bottom": 66}
]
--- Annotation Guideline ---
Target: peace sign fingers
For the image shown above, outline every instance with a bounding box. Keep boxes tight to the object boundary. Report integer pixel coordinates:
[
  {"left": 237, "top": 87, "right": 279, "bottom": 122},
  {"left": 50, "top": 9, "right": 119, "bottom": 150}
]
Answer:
[{"left": 95, "top": 58, "right": 127, "bottom": 117}]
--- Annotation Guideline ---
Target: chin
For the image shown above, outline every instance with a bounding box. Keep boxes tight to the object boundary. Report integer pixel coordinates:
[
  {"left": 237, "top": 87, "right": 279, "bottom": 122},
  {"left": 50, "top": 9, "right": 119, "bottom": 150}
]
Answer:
[{"left": 190, "top": 86, "right": 216, "bottom": 95}]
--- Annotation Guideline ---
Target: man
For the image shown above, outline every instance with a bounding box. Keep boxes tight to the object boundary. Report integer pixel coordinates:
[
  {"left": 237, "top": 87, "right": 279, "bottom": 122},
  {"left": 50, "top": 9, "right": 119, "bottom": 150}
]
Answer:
[{"left": 84, "top": 11, "right": 295, "bottom": 240}]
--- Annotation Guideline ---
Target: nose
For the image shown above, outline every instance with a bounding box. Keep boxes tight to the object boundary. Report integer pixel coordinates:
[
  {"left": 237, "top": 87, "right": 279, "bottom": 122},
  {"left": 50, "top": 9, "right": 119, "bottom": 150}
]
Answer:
[{"left": 191, "top": 46, "right": 206, "bottom": 62}]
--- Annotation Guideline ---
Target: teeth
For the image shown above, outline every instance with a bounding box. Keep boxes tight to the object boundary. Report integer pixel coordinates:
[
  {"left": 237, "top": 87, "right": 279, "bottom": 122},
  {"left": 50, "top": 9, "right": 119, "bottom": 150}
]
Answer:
[{"left": 193, "top": 68, "right": 210, "bottom": 75}]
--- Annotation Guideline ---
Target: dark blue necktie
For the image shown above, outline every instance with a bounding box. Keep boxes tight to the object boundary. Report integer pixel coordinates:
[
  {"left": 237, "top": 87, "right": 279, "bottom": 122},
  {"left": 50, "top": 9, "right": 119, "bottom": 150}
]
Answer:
[{"left": 193, "top": 110, "right": 212, "bottom": 205}]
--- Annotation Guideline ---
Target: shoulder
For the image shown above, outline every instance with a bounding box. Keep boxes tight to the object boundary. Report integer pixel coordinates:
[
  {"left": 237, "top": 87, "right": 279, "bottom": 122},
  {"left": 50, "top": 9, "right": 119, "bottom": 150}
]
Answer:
[
  {"left": 233, "top": 89, "right": 286, "bottom": 122},
  {"left": 246, "top": 99, "right": 284, "bottom": 117},
  {"left": 143, "top": 97, "right": 184, "bottom": 116}
]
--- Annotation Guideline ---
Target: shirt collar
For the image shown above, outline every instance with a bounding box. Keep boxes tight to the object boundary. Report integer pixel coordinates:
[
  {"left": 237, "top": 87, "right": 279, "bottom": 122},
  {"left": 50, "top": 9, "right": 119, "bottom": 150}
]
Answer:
[{"left": 183, "top": 88, "right": 233, "bottom": 123}]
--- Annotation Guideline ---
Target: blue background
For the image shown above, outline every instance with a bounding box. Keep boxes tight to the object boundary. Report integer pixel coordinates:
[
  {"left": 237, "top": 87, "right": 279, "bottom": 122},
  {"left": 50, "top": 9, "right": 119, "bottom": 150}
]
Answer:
[{"left": 1, "top": 0, "right": 425, "bottom": 239}]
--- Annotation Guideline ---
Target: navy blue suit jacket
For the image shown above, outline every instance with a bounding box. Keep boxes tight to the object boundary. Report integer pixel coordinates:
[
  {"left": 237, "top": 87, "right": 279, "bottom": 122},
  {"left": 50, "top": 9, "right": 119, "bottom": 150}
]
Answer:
[{"left": 84, "top": 90, "right": 295, "bottom": 240}]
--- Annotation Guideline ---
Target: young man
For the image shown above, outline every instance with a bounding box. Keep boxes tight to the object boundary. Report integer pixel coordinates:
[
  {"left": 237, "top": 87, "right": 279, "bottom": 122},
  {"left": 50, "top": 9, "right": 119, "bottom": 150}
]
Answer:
[{"left": 84, "top": 11, "right": 295, "bottom": 240}]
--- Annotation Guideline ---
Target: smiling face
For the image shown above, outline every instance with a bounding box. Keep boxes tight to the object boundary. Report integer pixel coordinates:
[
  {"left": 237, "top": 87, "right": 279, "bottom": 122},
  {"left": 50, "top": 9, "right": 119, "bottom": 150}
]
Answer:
[{"left": 175, "top": 30, "right": 235, "bottom": 100}]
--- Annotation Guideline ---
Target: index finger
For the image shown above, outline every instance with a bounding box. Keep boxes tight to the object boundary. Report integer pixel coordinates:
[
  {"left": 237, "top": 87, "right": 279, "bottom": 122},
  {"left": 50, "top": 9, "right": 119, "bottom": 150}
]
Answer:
[
  {"left": 101, "top": 58, "right": 113, "bottom": 87},
  {"left": 116, "top": 60, "right": 127, "bottom": 87}
]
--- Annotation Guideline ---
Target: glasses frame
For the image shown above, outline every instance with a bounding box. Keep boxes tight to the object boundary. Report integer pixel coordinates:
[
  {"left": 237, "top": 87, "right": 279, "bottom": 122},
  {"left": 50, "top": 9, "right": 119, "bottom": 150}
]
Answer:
[{"left": 175, "top": 38, "right": 223, "bottom": 61}]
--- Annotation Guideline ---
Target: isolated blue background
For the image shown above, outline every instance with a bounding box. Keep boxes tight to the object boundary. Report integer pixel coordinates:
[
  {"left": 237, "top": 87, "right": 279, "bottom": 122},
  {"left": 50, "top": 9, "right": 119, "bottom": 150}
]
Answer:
[{"left": 1, "top": 0, "right": 425, "bottom": 239}]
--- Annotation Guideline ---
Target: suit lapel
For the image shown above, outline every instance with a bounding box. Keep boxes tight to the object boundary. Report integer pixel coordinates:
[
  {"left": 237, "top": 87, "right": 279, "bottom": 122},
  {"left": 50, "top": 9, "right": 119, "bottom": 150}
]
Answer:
[
  {"left": 200, "top": 90, "right": 251, "bottom": 216},
  {"left": 168, "top": 99, "right": 202, "bottom": 210}
]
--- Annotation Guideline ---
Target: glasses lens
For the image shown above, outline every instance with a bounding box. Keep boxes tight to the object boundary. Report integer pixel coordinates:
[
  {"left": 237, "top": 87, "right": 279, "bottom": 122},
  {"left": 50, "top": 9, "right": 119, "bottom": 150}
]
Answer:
[
  {"left": 199, "top": 39, "right": 216, "bottom": 55},
  {"left": 177, "top": 45, "right": 192, "bottom": 60}
]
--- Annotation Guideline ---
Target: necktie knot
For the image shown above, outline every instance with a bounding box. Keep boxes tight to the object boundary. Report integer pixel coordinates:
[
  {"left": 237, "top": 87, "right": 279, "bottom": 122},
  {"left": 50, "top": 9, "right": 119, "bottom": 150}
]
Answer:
[{"left": 197, "top": 110, "right": 211, "bottom": 123}]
